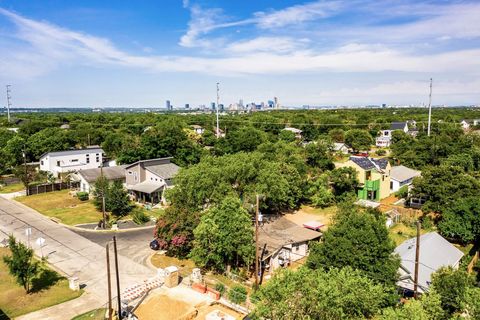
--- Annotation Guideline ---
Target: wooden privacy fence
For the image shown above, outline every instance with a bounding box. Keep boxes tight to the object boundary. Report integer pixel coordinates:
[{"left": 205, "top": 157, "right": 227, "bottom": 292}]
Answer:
[
  {"left": 467, "top": 250, "right": 479, "bottom": 274},
  {"left": 27, "top": 181, "right": 79, "bottom": 196}
]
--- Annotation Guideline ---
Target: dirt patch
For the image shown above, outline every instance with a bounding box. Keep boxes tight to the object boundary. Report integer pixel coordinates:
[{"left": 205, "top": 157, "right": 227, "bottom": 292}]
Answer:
[
  {"left": 135, "top": 293, "right": 193, "bottom": 320},
  {"left": 196, "top": 303, "right": 244, "bottom": 320},
  {"left": 284, "top": 205, "right": 337, "bottom": 230}
]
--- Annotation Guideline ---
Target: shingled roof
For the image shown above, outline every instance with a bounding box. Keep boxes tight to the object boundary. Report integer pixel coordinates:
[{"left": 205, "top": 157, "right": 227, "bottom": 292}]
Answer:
[
  {"left": 77, "top": 165, "right": 127, "bottom": 183},
  {"left": 390, "top": 122, "right": 408, "bottom": 131}
]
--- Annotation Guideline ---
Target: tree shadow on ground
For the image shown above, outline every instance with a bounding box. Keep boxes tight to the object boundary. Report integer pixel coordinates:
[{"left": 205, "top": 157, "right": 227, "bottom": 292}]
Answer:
[
  {"left": 30, "top": 268, "right": 63, "bottom": 293},
  {"left": 0, "top": 309, "right": 11, "bottom": 320}
]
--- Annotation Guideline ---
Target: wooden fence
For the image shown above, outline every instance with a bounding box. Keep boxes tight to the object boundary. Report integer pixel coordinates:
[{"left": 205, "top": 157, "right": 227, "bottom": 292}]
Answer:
[
  {"left": 467, "top": 251, "right": 479, "bottom": 274},
  {"left": 0, "top": 176, "right": 21, "bottom": 185},
  {"left": 27, "top": 181, "right": 79, "bottom": 196}
]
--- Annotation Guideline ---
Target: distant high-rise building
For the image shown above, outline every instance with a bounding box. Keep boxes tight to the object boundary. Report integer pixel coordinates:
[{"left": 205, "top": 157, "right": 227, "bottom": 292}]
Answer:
[
  {"left": 219, "top": 104, "right": 224, "bottom": 111},
  {"left": 166, "top": 100, "right": 171, "bottom": 110},
  {"left": 185, "top": 103, "right": 190, "bottom": 109},
  {"left": 239, "top": 99, "right": 244, "bottom": 107},
  {"left": 267, "top": 100, "right": 274, "bottom": 108},
  {"left": 274, "top": 97, "right": 279, "bottom": 108},
  {"left": 210, "top": 102, "right": 216, "bottom": 110}
]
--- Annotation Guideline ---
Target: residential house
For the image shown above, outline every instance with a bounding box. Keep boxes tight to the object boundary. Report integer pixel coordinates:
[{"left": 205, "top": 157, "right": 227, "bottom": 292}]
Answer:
[
  {"left": 333, "top": 142, "right": 349, "bottom": 154},
  {"left": 258, "top": 217, "right": 321, "bottom": 275},
  {"left": 390, "top": 165, "right": 421, "bottom": 193},
  {"left": 282, "top": 127, "right": 303, "bottom": 140},
  {"left": 376, "top": 121, "right": 416, "bottom": 147},
  {"left": 39, "top": 146, "right": 104, "bottom": 178},
  {"left": 337, "top": 156, "right": 391, "bottom": 201},
  {"left": 395, "top": 232, "right": 464, "bottom": 295},
  {"left": 73, "top": 165, "right": 127, "bottom": 193},
  {"left": 460, "top": 119, "right": 470, "bottom": 131},
  {"left": 214, "top": 128, "right": 226, "bottom": 138},
  {"left": 473, "top": 119, "right": 480, "bottom": 126},
  {"left": 191, "top": 125, "right": 205, "bottom": 135},
  {"left": 125, "top": 157, "right": 180, "bottom": 205}
]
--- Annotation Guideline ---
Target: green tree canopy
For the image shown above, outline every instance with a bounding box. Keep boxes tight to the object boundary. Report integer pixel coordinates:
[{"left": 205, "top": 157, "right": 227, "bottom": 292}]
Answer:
[
  {"left": 344, "top": 129, "right": 373, "bottom": 152},
  {"left": 252, "top": 267, "right": 388, "bottom": 320},
  {"left": 190, "top": 196, "right": 254, "bottom": 271},
  {"left": 307, "top": 206, "right": 400, "bottom": 288},
  {"left": 438, "top": 197, "right": 480, "bottom": 243}
]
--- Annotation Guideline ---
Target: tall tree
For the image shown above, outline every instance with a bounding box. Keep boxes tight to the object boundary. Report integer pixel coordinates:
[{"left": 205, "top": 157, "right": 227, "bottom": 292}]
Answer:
[
  {"left": 252, "top": 267, "right": 388, "bottom": 320},
  {"left": 307, "top": 206, "right": 400, "bottom": 288},
  {"left": 344, "top": 129, "right": 373, "bottom": 152},
  {"left": 3, "top": 235, "right": 40, "bottom": 293},
  {"left": 438, "top": 197, "right": 480, "bottom": 243},
  {"left": 190, "top": 196, "right": 254, "bottom": 271}
]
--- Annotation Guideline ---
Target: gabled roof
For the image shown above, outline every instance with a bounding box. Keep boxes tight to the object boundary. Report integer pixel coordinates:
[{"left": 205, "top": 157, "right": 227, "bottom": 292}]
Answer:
[
  {"left": 191, "top": 125, "right": 203, "bottom": 129},
  {"left": 124, "top": 157, "right": 173, "bottom": 170},
  {"left": 333, "top": 142, "right": 347, "bottom": 151},
  {"left": 77, "top": 165, "right": 127, "bottom": 183},
  {"left": 283, "top": 127, "right": 303, "bottom": 134},
  {"left": 128, "top": 181, "right": 165, "bottom": 194},
  {"left": 146, "top": 163, "right": 180, "bottom": 180},
  {"left": 258, "top": 217, "right": 321, "bottom": 260},
  {"left": 350, "top": 156, "right": 389, "bottom": 171},
  {"left": 395, "top": 232, "right": 464, "bottom": 293},
  {"left": 390, "top": 122, "right": 407, "bottom": 130},
  {"left": 391, "top": 165, "right": 421, "bottom": 182}
]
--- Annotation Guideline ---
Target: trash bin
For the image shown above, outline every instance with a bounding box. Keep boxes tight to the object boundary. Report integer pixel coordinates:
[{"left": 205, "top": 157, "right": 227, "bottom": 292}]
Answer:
[{"left": 69, "top": 277, "right": 79, "bottom": 291}]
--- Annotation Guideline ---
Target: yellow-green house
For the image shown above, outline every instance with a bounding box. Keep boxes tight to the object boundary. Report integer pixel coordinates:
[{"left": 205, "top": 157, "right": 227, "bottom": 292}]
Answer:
[{"left": 337, "top": 156, "right": 391, "bottom": 201}]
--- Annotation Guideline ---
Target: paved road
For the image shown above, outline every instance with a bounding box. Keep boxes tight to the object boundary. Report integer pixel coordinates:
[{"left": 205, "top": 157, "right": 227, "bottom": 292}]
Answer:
[
  {"left": 0, "top": 195, "right": 156, "bottom": 320},
  {"left": 72, "top": 227, "right": 155, "bottom": 268}
]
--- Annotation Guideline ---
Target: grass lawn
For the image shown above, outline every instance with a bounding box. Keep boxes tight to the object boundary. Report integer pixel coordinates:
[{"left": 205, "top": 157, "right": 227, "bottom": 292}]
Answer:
[
  {"left": 0, "top": 182, "right": 24, "bottom": 193},
  {"left": 71, "top": 308, "right": 106, "bottom": 320},
  {"left": 16, "top": 190, "right": 102, "bottom": 226},
  {"left": 0, "top": 248, "right": 83, "bottom": 319},
  {"left": 151, "top": 253, "right": 196, "bottom": 276},
  {"left": 389, "top": 223, "right": 429, "bottom": 246}
]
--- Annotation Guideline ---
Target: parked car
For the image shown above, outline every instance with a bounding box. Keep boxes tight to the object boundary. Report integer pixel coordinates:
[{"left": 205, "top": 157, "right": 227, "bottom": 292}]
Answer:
[{"left": 149, "top": 239, "right": 160, "bottom": 250}]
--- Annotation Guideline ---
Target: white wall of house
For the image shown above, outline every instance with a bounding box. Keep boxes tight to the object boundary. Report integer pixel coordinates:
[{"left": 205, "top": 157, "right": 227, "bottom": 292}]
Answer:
[
  {"left": 390, "top": 177, "right": 415, "bottom": 193},
  {"left": 40, "top": 149, "right": 103, "bottom": 177},
  {"left": 267, "top": 242, "right": 310, "bottom": 271},
  {"left": 145, "top": 170, "right": 165, "bottom": 185}
]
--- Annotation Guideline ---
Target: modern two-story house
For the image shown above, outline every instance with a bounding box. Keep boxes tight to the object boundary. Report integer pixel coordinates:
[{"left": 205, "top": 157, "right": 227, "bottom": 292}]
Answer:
[
  {"left": 124, "top": 157, "right": 180, "bottom": 205},
  {"left": 337, "top": 156, "right": 391, "bottom": 201},
  {"left": 39, "top": 146, "right": 104, "bottom": 178}
]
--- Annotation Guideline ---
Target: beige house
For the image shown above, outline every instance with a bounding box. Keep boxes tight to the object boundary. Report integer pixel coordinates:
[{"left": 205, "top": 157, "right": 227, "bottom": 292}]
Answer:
[{"left": 125, "top": 157, "right": 180, "bottom": 205}]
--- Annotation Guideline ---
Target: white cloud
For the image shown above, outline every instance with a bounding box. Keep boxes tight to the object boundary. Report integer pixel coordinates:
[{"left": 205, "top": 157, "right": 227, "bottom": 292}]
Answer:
[{"left": 225, "top": 37, "right": 307, "bottom": 54}]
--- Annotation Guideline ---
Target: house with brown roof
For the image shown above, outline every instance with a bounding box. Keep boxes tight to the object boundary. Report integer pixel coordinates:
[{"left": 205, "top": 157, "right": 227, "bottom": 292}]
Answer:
[
  {"left": 125, "top": 157, "right": 180, "bottom": 205},
  {"left": 258, "top": 217, "right": 321, "bottom": 276}
]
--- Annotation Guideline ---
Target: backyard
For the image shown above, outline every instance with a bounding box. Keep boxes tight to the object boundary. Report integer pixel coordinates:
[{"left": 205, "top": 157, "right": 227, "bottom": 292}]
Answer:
[
  {"left": 0, "top": 182, "right": 24, "bottom": 193},
  {"left": 0, "top": 247, "right": 83, "bottom": 319}
]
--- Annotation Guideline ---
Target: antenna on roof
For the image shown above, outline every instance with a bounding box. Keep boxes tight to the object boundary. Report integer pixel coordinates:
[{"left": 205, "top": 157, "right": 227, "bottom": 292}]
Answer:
[
  {"left": 427, "top": 78, "right": 433, "bottom": 136},
  {"left": 5, "top": 85, "right": 12, "bottom": 123}
]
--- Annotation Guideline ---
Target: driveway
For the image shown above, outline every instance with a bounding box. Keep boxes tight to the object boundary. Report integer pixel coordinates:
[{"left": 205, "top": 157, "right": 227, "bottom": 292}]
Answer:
[{"left": 0, "top": 195, "right": 156, "bottom": 320}]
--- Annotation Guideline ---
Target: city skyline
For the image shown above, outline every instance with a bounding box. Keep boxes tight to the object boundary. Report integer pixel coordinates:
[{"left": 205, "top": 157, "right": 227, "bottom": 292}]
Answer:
[{"left": 0, "top": 1, "right": 479, "bottom": 107}]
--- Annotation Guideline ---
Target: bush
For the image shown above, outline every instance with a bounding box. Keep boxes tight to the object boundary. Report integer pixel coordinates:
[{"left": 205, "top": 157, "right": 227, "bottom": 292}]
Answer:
[
  {"left": 395, "top": 186, "right": 408, "bottom": 199},
  {"left": 228, "top": 285, "right": 247, "bottom": 304},
  {"left": 215, "top": 283, "right": 226, "bottom": 296},
  {"left": 132, "top": 208, "right": 150, "bottom": 225},
  {"left": 376, "top": 149, "right": 386, "bottom": 156},
  {"left": 76, "top": 191, "right": 89, "bottom": 201}
]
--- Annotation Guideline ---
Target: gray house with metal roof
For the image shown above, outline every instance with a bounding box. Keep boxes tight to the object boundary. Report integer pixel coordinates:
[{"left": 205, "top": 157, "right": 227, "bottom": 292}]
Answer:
[
  {"left": 395, "top": 232, "right": 464, "bottom": 294},
  {"left": 125, "top": 157, "right": 180, "bottom": 205},
  {"left": 390, "top": 165, "right": 421, "bottom": 193},
  {"left": 73, "top": 165, "right": 127, "bottom": 193}
]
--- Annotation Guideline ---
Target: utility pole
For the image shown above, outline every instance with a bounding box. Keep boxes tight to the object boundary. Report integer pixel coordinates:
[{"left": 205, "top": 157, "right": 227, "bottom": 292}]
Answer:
[
  {"left": 5, "top": 85, "right": 12, "bottom": 123},
  {"left": 427, "top": 78, "right": 433, "bottom": 136},
  {"left": 101, "top": 165, "right": 106, "bottom": 229},
  {"left": 216, "top": 82, "right": 220, "bottom": 139},
  {"left": 413, "top": 220, "right": 421, "bottom": 298},
  {"left": 254, "top": 194, "right": 259, "bottom": 290},
  {"left": 23, "top": 150, "right": 28, "bottom": 196},
  {"left": 106, "top": 243, "right": 113, "bottom": 320},
  {"left": 113, "top": 236, "right": 122, "bottom": 319}
]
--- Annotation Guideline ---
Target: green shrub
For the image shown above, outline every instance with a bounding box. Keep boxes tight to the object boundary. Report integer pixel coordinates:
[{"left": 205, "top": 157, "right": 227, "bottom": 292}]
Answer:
[
  {"left": 77, "top": 191, "right": 89, "bottom": 201},
  {"left": 228, "top": 285, "right": 247, "bottom": 304},
  {"left": 375, "top": 149, "right": 386, "bottom": 156},
  {"left": 132, "top": 208, "right": 150, "bottom": 225},
  {"left": 395, "top": 185, "right": 409, "bottom": 199},
  {"left": 215, "top": 283, "right": 226, "bottom": 296}
]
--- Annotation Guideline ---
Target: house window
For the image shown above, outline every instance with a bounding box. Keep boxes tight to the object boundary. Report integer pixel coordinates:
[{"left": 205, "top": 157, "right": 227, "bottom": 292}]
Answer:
[
  {"left": 41, "top": 160, "right": 44, "bottom": 165},
  {"left": 128, "top": 171, "right": 132, "bottom": 175},
  {"left": 366, "top": 171, "right": 371, "bottom": 180},
  {"left": 57, "top": 160, "right": 60, "bottom": 166},
  {"left": 96, "top": 156, "right": 100, "bottom": 162},
  {"left": 382, "top": 175, "right": 384, "bottom": 181},
  {"left": 96, "top": 154, "right": 100, "bottom": 162},
  {"left": 86, "top": 154, "right": 90, "bottom": 164},
  {"left": 71, "top": 159, "right": 79, "bottom": 162}
]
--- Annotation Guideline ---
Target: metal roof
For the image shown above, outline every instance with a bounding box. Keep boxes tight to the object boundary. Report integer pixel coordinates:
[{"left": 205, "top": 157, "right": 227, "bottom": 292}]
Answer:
[
  {"left": 391, "top": 165, "right": 421, "bottom": 183},
  {"left": 128, "top": 181, "right": 165, "bottom": 194},
  {"left": 77, "top": 165, "right": 127, "bottom": 183},
  {"left": 395, "top": 232, "right": 464, "bottom": 293},
  {"left": 39, "top": 146, "right": 103, "bottom": 159},
  {"left": 390, "top": 122, "right": 407, "bottom": 130},
  {"left": 146, "top": 163, "right": 180, "bottom": 180}
]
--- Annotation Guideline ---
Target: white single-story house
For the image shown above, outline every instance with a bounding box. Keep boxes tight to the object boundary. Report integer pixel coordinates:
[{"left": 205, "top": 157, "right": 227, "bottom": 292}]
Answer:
[
  {"left": 395, "top": 232, "right": 464, "bottom": 295},
  {"left": 259, "top": 217, "right": 321, "bottom": 275},
  {"left": 390, "top": 165, "right": 421, "bottom": 193},
  {"left": 333, "top": 142, "right": 349, "bottom": 154},
  {"left": 39, "top": 146, "right": 104, "bottom": 178},
  {"left": 72, "top": 165, "right": 127, "bottom": 193},
  {"left": 460, "top": 120, "right": 470, "bottom": 130}
]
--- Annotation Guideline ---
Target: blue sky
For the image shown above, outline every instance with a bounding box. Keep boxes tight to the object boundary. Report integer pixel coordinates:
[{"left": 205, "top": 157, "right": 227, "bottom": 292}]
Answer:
[{"left": 0, "top": 0, "right": 479, "bottom": 107}]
